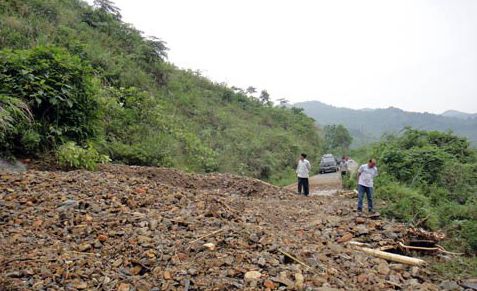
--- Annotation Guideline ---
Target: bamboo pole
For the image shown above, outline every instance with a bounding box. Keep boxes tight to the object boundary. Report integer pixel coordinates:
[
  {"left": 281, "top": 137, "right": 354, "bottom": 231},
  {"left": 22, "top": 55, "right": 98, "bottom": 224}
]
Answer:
[{"left": 355, "top": 246, "right": 426, "bottom": 266}]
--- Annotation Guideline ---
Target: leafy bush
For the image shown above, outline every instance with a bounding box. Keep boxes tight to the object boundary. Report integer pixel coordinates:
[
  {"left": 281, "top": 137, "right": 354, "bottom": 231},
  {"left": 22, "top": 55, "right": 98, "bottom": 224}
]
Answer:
[
  {"left": 57, "top": 141, "right": 110, "bottom": 171},
  {"left": 0, "top": 95, "right": 32, "bottom": 157},
  {"left": 371, "top": 128, "right": 477, "bottom": 253},
  {"left": 0, "top": 46, "right": 99, "bottom": 151}
]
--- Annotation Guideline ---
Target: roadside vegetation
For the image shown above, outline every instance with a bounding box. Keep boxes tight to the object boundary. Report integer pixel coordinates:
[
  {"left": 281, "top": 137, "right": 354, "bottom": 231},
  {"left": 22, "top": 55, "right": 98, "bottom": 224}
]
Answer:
[{"left": 344, "top": 128, "right": 477, "bottom": 278}]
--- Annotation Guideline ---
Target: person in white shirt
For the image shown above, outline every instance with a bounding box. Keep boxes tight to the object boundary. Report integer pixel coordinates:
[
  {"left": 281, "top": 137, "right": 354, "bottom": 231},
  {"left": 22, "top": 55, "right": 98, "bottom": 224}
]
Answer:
[
  {"left": 296, "top": 153, "right": 311, "bottom": 196},
  {"left": 357, "top": 159, "right": 378, "bottom": 214},
  {"left": 340, "top": 156, "right": 349, "bottom": 187}
]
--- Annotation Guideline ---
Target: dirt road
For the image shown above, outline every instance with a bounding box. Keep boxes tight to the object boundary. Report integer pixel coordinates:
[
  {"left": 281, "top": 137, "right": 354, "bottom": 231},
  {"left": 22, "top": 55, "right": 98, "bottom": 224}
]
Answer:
[{"left": 286, "top": 172, "right": 343, "bottom": 196}]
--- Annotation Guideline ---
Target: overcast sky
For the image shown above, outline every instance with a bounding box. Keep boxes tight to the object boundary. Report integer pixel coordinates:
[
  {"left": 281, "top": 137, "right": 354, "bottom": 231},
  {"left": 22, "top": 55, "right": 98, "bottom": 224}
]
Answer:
[{"left": 92, "top": 0, "right": 477, "bottom": 113}]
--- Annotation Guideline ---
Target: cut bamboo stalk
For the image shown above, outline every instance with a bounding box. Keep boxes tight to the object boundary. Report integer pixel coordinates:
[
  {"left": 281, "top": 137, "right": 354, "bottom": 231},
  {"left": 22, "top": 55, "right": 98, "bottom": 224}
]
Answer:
[{"left": 355, "top": 246, "right": 426, "bottom": 266}]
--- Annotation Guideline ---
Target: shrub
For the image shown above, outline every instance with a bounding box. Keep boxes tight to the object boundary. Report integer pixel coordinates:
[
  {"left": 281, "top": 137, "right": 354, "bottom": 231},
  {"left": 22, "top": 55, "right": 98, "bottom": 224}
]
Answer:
[
  {"left": 0, "top": 94, "right": 32, "bottom": 157},
  {"left": 57, "top": 141, "right": 110, "bottom": 171},
  {"left": 0, "top": 46, "right": 99, "bottom": 152},
  {"left": 372, "top": 128, "right": 477, "bottom": 252}
]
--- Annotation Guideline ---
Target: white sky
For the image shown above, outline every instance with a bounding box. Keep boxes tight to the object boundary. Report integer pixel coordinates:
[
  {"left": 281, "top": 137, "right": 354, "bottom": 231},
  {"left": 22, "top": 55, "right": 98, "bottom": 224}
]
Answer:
[{"left": 90, "top": 0, "right": 477, "bottom": 113}]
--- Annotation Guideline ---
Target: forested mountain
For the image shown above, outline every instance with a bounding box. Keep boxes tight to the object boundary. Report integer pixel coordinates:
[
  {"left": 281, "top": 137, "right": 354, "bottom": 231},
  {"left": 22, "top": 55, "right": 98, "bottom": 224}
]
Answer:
[
  {"left": 295, "top": 101, "right": 477, "bottom": 146},
  {"left": 0, "top": 0, "right": 322, "bottom": 182},
  {"left": 441, "top": 110, "right": 477, "bottom": 120}
]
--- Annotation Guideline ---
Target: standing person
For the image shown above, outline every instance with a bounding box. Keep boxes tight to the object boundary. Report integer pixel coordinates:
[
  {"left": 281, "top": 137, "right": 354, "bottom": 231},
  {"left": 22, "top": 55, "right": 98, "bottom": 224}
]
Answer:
[
  {"left": 296, "top": 153, "right": 311, "bottom": 196},
  {"left": 340, "top": 156, "right": 349, "bottom": 187},
  {"left": 357, "top": 159, "right": 378, "bottom": 215}
]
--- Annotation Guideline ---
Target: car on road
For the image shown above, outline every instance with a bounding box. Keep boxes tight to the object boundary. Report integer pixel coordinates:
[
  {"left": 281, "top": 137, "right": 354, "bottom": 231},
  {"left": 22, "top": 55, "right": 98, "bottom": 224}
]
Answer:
[{"left": 319, "top": 154, "right": 339, "bottom": 174}]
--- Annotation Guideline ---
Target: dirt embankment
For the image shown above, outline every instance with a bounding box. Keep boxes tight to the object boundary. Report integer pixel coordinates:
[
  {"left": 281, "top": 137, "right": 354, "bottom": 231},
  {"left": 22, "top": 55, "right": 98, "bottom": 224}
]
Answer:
[{"left": 0, "top": 165, "right": 446, "bottom": 290}]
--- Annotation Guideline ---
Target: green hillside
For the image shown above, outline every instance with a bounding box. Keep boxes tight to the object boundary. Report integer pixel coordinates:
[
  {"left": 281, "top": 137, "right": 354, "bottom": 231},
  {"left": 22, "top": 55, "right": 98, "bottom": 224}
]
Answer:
[
  {"left": 296, "top": 101, "right": 477, "bottom": 147},
  {"left": 0, "top": 0, "right": 322, "bottom": 182}
]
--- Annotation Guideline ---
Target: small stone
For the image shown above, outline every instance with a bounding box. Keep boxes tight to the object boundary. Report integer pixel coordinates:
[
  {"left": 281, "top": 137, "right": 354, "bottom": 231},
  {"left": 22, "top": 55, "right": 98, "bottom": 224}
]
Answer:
[
  {"left": 58, "top": 199, "right": 78, "bottom": 211},
  {"left": 244, "top": 271, "right": 261, "bottom": 281},
  {"left": 163, "top": 271, "right": 172, "bottom": 280},
  {"left": 112, "top": 258, "right": 123, "bottom": 267},
  {"left": 149, "top": 219, "right": 158, "bottom": 230},
  {"left": 97, "top": 234, "right": 108, "bottom": 242},
  {"left": 336, "top": 232, "right": 353, "bottom": 243},
  {"left": 294, "top": 273, "right": 304, "bottom": 290},
  {"left": 85, "top": 214, "right": 93, "bottom": 222},
  {"left": 188, "top": 268, "right": 198, "bottom": 276},
  {"left": 117, "top": 283, "right": 130, "bottom": 291},
  {"left": 355, "top": 217, "right": 366, "bottom": 224},
  {"left": 203, "top": 242, "right": 216, "bottom": 251},
  {"left": 355, "top": 224, "right": 369, "bottom": 235},
  {"left": 130, "top": 265, "right": 143, "bottom": 276},
  {"left": 357, "top": 273, "right": 368, "bottom": 283},
  {"left": 32, "top": 219, "right": 43, "bottom": 227},
  {"left": 264, "top": 280, "right": 275, "bottom": 289},
  {"left": 411, "top": 266, "right": 419, "bottom": 277},
  {"left": 72, "top": 281, "right": 88, "bottom": 289},
  {"left": 439, "top": 280, "right": 461, "bottom": 290},
  {"left": 103, "top": 276, "right": 111, "bottom": 284},
  {"left": 78, "top": 243, "right": 92, "bottom": 252},
  {"left": 257, "top": 257, "right": 266, "bottom": 266},
  {"left": 389, "top": 263, "right": 405, "bottom": 271},
  {"left": 137, "top": 235, "right": 152, "bottom": 244},
  {"left": 377, "top": 262, "right": 390, "bottom": 275}
]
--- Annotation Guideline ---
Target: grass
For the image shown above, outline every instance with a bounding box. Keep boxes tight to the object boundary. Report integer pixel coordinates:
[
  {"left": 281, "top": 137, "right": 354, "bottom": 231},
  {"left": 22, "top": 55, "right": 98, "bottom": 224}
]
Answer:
[{"left": 430, "top": 256, "right": 477, "bottom": 280}]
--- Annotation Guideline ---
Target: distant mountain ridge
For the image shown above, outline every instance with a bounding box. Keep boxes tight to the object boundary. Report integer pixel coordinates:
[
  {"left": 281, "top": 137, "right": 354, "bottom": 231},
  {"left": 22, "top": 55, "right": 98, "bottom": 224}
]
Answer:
[
  {"left": 295, "top": 101, "right": 477, "bottom": 147},
  {"left": 441, "top": 110, "right": 477, "bottom": 120}
]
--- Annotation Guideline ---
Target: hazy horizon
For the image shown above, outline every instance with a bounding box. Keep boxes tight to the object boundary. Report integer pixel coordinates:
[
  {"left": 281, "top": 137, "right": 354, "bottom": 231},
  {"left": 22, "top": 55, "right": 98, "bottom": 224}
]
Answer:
[
  {"left": 294, "top": 99, "right": 477, "bottom": 115},
  {"left": 87, "top": 0, "right": 477, "bottom": 114}
]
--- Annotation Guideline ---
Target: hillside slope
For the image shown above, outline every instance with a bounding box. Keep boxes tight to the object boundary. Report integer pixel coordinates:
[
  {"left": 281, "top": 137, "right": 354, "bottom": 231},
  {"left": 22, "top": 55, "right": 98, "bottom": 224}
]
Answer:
[
  {"left": 295, "top": 101, "right": 477, "bottom": 147},
  {"left": 0, "top": 0, "right": 321, "bottom": 182}
]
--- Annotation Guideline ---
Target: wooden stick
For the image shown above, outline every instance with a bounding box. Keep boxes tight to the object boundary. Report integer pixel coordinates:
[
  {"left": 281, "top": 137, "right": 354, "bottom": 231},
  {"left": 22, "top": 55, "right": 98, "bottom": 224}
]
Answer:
[
  {"left": 354, "top": 246, "right": 426, "bottom": 266},
  {"left": 386, "top": 280, "right": 403, "bottom": 288},
  {"left": 398, "top": 242, "right": 440, "bottom": 252},
  {"left": 435, "top": 244, "right": 464, "bottom": 256},
  {"left": 278, "top": 249, "right": 312, "bottom": 269},
  {"left": 189, "top": 228, "right": 226, "bottom": 244}
]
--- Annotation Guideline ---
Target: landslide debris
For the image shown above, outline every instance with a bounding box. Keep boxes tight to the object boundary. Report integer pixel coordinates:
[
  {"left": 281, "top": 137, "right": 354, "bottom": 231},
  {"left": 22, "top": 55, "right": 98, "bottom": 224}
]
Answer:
[{"left": 1, "top": 165, "right": 442, "bottom": 290}]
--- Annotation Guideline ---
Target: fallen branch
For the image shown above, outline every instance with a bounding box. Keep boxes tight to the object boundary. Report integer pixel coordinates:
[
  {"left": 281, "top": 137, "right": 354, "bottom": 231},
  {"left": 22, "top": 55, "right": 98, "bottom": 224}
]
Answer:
[
  {"left": 189, "top": 228, "right": 226, "bottom": 245},
  {"left": 386, "top": 280, "right": 403, "bottom": 288},
  {"left": 398, "top": 242, "right": 464, "bottom": 256},
  {"left": 354, "top": 246, "right": 426, "bottom": 266},
  {"left": 278, "top": 249, "right": 311, "bottom": 269},
  {"left": 435, "top": 244, "right": 464, "bottom": 256},
  {"left": 398, "top": 242, "right": 440, "bottom": 252}
]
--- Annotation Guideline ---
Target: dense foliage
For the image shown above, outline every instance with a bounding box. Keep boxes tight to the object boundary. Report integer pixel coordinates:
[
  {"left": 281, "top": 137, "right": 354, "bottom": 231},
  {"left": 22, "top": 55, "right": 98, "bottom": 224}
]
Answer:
[
  {"left": 349, "top": 128, "right": 477, "bottom": 253},
  {"left": 323, "top": 124, "right": 353, "bottom": 155},
  {"left": 0, "top": 0, "right": 322, "bottom": 180},
  {"left": 0, "top": 47, "right": 98, "bottom": 155}
]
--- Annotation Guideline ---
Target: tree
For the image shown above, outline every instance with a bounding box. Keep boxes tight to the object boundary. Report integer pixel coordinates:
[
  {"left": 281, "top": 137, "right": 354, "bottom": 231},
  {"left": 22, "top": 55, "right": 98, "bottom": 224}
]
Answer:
[
  {"left": 93, "top": 0, "right": 121, "bottom": 19},
  {"left": 277, "top": 98, "right": 289, "bottom": 107},
  {"left": 246, "top": 86, "right": 256, "bottom": 95},
  {"left": 259, "top": 90, "right": 271, "bottom": 105},
  {"left": 324, "top": 124, "right": 353, "bottom": 154}
]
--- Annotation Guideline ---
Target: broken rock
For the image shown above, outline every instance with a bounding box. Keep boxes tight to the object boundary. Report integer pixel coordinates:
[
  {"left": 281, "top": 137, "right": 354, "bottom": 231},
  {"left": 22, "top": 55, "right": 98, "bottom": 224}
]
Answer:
[{"left": 244, "top": 271, "right": 261, "bottom": 281}]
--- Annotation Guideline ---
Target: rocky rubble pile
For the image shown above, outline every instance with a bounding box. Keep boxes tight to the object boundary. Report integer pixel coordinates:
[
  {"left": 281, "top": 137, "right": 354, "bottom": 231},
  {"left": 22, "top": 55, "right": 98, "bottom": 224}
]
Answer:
[{"left": 0, "top": 165, "right": 446, "bottom": 290}]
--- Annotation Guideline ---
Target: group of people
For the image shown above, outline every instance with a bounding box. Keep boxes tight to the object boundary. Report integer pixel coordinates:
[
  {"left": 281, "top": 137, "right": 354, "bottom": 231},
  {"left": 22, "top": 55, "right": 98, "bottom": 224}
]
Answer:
[{"left": 296, "top": 153, "right": 378, "bottom": 215}]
